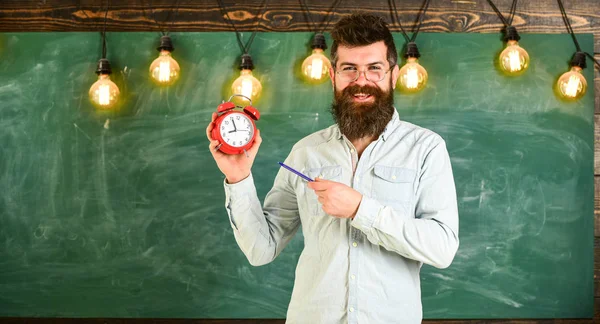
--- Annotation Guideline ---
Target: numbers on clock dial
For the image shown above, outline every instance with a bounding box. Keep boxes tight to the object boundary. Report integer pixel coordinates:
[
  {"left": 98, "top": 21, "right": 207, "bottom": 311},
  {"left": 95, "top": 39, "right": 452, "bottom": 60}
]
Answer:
[{"left": 221, "top": 112, "right": 254, "bottom": 147}]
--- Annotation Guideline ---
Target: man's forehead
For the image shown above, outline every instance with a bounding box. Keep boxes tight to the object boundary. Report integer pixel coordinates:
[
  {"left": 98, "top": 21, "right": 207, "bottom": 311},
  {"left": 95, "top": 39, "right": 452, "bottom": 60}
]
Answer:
[{"left": 336, "top": 41, "right": 387, "bottom": 64}]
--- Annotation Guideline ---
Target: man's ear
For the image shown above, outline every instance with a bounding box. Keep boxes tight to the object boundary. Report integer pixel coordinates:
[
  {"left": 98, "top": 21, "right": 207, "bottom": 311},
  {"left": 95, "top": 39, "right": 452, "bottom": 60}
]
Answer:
[{"left": 391, "top": 64, "right": 400, "bottom": 89}]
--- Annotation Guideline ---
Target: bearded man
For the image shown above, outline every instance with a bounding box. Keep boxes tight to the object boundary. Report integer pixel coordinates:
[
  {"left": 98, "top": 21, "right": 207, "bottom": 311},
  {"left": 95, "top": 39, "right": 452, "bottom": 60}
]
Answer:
[{"left": 206, "top": 13, "right": 459, "bottom": 324}]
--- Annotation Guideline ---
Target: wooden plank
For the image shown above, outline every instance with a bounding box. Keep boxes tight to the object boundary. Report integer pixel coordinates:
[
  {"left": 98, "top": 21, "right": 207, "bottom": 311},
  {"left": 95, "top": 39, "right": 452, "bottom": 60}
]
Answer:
[
  {"left": 0, "top": 0, "right": 599, "bottom": 35},
  {"left": 595, "top": 117, "right": 600, "bottom": 176},
  {"left": 595, "top": 237, "right": 600, "bottom": 297},
  {"left": 595, "top": 72, "right": 599, "bottom": 114},
  {"left": 595, "top": 176, "right": 600, "bottom": 236}
]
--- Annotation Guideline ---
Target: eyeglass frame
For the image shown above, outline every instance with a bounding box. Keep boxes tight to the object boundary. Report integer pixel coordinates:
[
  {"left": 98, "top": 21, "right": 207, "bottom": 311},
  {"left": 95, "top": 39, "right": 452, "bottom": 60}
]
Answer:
[{"left": 333, "top": 64, "right": 395, "bottom": 83}]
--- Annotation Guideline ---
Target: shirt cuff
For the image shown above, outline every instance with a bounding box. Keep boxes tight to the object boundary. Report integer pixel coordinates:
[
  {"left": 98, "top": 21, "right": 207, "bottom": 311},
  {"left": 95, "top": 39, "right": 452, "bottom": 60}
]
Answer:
[
  {"left": 224, "top": 173, "right": 255, "bottom": 199},
  {"left": 351, "top": 196, "right": 380, "bottom": 234},
  {"left": 223, "top": 173, "right": 257, "bottom": 231}
]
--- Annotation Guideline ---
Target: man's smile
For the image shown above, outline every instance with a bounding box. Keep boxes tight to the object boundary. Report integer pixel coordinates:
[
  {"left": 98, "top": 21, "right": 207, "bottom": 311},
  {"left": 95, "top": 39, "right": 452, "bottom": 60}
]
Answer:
[{"left": 352, "top": 93, "right": 374, "bottom": 102}]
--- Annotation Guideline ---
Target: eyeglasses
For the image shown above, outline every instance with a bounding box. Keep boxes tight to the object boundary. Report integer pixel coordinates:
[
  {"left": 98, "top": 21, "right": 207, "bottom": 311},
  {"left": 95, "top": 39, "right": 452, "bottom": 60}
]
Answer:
[{"left": 335, "top": 65, "right": 393, "bottom": 83}]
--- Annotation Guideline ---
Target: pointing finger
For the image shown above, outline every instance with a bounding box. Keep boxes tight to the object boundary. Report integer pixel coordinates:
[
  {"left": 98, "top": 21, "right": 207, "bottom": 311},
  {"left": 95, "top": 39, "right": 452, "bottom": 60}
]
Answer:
[{"left": 308, "top": 179, "right": 332, "bottom": 191}]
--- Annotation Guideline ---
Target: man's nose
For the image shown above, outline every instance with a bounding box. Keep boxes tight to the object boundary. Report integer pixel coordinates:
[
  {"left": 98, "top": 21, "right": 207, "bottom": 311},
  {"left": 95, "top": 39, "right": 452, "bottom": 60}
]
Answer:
[{"left": 353, "top": 71, "right": 370, "bottom": 86}]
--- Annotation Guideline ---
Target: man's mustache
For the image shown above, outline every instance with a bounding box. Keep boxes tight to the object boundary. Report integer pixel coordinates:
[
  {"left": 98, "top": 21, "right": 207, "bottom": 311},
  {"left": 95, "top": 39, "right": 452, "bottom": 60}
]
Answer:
[{"left": 341, "top": 84, "right": 383, "bottom": 97}]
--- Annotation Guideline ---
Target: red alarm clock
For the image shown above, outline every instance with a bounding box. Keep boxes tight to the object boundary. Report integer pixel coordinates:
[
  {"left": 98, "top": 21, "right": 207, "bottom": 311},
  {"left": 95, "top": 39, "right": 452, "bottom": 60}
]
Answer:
[{"left": 211, "top": 94, "right": 260, "bottom": 155}]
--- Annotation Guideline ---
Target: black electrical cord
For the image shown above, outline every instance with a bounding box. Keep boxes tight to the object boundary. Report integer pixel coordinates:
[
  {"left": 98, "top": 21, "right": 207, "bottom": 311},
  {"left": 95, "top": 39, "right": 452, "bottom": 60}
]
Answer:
[
  {"left": 586, "top": 51, "right": 600, "bottom": 70},
  {"left": 318, "top": 0, "right": 343, "bottom": 34},
  {"left": 95, "top": 0, "right": 112, "bottom": 75},
  {"left": 141, "top": 0, "right": 162, "bottom": 36},
  {"left": 101, "top": 0, "right": 109, "bottom": 59},
  {"left": 388, "top": 0, "right": 409, "bottom": 43},
  {"left": 165, "top": 0, "right": 181, "bottom": 35},
  {"left": 299, "top": 0, "right": 342, "bottom": 51},
  {"left": 148, "top": 0, "right": 181, "bottom": 36},
  {"left": 485, "top": 0, "right": 518, "bottom": 27},
  {"left": 216, "top": 0, "right": 269, "bottom": 55},
  {"left": 390, "top": 0, "right": 431, "bottom": 58},
  {"left": 486, "top": 0, "right": 523, "bottom": 42},
  {"left": 557, "top": 0, "right": 579, "bottom": 52},
  {"left": 507, "top": 0, "right": 517, "bottom": 25},
  {"left": 556, "top": 0, "right": 599, "bottom": 70},
  {"left": 77, "top": 0, "right": 91, "bottom": 23},
  {"left": 410, "top": 0, "right": 431, "bottom": 42},
  {"left": 390, "top": 0, "right": 432, "bottom": 43},
  {"left": 299, "top": 0, "right": 319, "bottom": 34}
]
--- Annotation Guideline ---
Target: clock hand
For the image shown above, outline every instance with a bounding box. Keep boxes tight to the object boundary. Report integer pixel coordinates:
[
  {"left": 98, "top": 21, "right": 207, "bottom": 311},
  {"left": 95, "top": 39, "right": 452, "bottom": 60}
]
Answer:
[
  {"left": 227, "top": 117, "right": 238, "bottom": 133},
  {"left": 231, "top": 117, "right": 238, "bottom": 132}
]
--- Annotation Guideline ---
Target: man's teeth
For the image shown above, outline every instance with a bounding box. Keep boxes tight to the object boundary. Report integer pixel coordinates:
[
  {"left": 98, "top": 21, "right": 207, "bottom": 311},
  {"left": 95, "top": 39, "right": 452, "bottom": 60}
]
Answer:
[{"left": 354, "top": 93, "right": 370, "bottom": 97}]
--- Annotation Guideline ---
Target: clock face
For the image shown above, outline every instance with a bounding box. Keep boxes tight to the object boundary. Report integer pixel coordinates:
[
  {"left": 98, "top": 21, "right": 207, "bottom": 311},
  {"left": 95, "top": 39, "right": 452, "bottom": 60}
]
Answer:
[{"left": 218, "top": 112, "right": 255, "bottom": 148}]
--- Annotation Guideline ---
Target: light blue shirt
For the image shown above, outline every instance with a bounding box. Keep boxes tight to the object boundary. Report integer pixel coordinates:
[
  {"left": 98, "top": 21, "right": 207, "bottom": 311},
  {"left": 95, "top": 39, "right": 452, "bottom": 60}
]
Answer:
[{"left": 224, "top": 109, "right": 459, "bottom": 323}]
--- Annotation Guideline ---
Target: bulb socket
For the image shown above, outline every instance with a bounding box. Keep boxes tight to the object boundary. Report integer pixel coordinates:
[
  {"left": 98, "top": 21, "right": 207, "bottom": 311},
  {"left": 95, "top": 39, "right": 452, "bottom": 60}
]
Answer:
[
  {"left": 157, "top": 35, "right": 175, "bottom": 52},
  {"left": 503, "top": 26, "right": 521, "bottom": 42},
  {"left": 311, "top": 33, "right": 327, "bottom": 50},
  {"left": 570, "top": 51, "right": 587, "bottom": 69},
  {"left": 239, "top": 53, "right": 255, "bottom": 70},
  {"left": 405, "top": 42, "right": 421, "bottom": 59},
  {"left": 95, "top": 58, "right": 112, "bottom": 75}
]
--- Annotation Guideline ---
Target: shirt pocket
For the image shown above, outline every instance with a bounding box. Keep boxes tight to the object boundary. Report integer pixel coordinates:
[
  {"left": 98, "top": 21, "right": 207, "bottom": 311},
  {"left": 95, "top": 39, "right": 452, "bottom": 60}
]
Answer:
[
  {"left": 305, "top": 165, "right": 342, "bottom": 216},
  {"left": 371, "top": 165, "right": 416, "bottom": 208}
]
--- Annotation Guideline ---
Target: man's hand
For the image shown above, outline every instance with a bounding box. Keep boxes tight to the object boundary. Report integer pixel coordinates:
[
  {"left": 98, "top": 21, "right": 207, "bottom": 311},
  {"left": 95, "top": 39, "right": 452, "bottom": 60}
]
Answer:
[
  {"left": 307, "top": 178, "right": 362, "bottom": 219},
  {"left": 206, "top": 112, "right": 262, "bottom": 183}
]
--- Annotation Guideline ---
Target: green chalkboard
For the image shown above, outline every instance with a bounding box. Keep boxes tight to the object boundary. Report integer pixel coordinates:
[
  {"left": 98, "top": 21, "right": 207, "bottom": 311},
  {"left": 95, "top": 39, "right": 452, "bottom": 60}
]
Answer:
[{"left": 0, "top": 32, "right": 594, "bottom": 319}]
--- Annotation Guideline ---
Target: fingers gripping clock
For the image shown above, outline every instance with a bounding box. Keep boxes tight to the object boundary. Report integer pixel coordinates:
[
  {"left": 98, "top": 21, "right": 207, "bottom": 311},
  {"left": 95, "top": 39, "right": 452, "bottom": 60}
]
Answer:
[{"left": 211, "top": 94, "right": 260, "bottom": 156}]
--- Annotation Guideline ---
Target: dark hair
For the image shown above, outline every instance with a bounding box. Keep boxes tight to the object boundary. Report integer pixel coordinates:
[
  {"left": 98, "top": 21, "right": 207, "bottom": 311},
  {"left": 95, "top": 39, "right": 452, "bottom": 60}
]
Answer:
[{"left": 330, "top": 13, "right": 398, "bottom": 69}]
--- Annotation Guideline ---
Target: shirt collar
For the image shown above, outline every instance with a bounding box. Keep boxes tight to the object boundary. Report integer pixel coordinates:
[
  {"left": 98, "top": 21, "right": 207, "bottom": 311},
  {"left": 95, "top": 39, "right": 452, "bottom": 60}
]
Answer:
[{"left": 333, "top": 107, "right": 400, "bottom": 142}]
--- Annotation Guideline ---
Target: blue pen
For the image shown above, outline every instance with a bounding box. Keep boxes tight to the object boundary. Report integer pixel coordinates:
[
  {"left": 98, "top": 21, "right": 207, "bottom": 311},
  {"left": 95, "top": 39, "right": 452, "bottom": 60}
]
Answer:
[{"left": 278, "top": 162, "right": 314, "bottom": 182}]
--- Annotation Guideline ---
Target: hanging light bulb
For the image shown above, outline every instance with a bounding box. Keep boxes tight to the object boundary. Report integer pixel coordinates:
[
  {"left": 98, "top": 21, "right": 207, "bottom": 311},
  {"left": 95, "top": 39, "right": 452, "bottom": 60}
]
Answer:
[
  {"left": 149, "top": 35, "right": 180, "bottom": 85},
  {"left": 301, "top": 33, "right": 332, "bottom": 83},
  {"left": 89, "top": 58, "right": 120, "bottom": 109},
  {"left": 556, "top": 51, "right": 587, "bottom": 100},
  {"left": 231, "top": 54, "right": 262, "bottom": 103},
  {"left": 498, "top": 26, "right": 529, "bottom": 75},
  {"left": 397, "top": 42, "right": 428, "bottom": 93}
]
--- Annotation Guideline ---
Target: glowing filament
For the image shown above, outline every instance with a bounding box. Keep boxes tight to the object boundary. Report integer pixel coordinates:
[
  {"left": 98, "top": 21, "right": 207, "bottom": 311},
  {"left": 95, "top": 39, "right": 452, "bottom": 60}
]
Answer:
[
  {"left": 309, "top": 57, "right": 324, "bottom": 79},
  {"left": 241, "top": 78, "right": 253, "bottom": 99},
  {"left": 405, "top": 67, "right": 419, "bottom": 89},
  {"left": 507, "top": 50, "right": 522, "bottom": 72},
  {"left": 98, "top": 84, "right": 110, "bottom": 106},
  {"left": 564, "top": 75, "right": 582, "bottom": 98},
  {"left": 159, "top": 61, "right": 171, "bottom": 82}
]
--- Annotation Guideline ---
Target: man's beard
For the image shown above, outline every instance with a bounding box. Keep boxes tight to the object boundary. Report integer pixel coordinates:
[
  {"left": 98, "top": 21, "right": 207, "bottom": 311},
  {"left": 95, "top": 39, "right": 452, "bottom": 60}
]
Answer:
[{"left": 330, "top": 79, "right": 395, "bottom": 141}]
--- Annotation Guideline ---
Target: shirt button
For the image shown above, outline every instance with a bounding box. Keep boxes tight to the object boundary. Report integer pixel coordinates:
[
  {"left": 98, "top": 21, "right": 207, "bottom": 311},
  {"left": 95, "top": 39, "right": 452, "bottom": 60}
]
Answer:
[
  {"left": 350, "top": 149, "right": 355, "bottom": 153},
  {"left": 349, "top": 307, "right": 355, "bottom": 313},
  {"left": 355, "top": 177, "right": 360, "bottom": 182},
  {"left": 319, "top": 174, "right": 324, "bottom": 178},
  {"left": 352, "top": 242, "right": 358, "bottom": 247},
  {"left": 351, "top": 274, "right": 356, "bottom": 280},
  {"left": 391, "top": 175, "right": 397, "bottom": 180}
]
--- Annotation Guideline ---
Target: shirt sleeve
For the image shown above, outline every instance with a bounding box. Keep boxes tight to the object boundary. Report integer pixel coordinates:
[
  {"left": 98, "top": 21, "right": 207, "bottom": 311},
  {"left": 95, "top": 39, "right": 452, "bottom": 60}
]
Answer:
[
  {"left": 224, "top": 170, "right": 301, "bottom": 267},
  {"left": 350, "top": 139, "right": 459, "bottom": 269}
]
